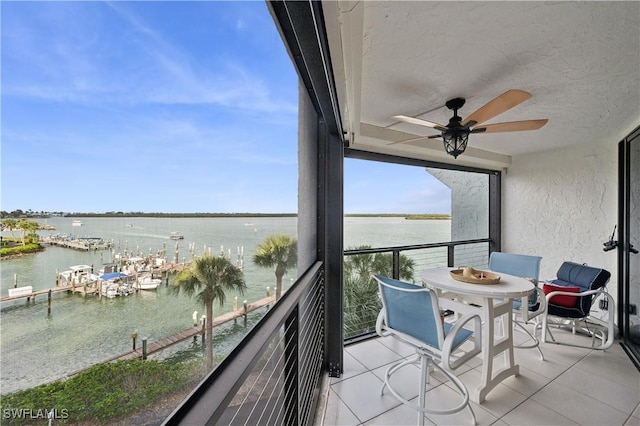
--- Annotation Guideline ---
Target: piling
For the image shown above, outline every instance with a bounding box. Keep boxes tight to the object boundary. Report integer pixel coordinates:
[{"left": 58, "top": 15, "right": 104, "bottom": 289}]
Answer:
[
  {"left": 47, "top": 290, "right": 52, "bottom": 315},
  {"left": 232, "top": 296, "right": 238, "bottom": 324},
  {"left": 142, "top": 338, "right": 147, "bottom": 360},
  {"left": 243, "top": 300, "right": 248, "bottom": 327}
]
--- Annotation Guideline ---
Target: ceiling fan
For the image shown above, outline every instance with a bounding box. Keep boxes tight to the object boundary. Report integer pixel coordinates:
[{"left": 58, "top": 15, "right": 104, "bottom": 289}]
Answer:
[{"left": 390, "top": 89, "right": 548, "bottom": 158}]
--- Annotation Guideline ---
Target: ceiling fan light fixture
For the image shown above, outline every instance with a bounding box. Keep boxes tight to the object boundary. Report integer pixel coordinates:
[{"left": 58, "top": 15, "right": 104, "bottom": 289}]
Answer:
[
  {"left": 390, "top": 90, "right": 547, "bottom": 157},
  {"left": 443, "top": 129, "right": 469, "bottom": 159}
]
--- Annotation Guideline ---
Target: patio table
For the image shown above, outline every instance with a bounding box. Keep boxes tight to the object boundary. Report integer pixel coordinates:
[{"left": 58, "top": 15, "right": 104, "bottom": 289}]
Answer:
[{"left": 421, "top": 267, "right": 534, "bottom": 403}]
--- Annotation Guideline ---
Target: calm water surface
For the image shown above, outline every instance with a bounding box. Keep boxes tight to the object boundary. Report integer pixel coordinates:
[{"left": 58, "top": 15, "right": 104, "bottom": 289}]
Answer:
[{"left": 0, "top": 216, "right": 450, "bottom": 394}]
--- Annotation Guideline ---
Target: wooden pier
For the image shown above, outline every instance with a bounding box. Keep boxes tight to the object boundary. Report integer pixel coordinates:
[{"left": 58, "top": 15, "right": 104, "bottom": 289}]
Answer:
[
  {"left": 105, "top": 295, "right": 275, "bottom": 362},
  {"left": 0, "top": 285, "right": 74, "bottom": 303},
  {"left": 40, "top": 236, "right": 112, "bottom": 251},
  {"left": 0, "top": 283, "right": 104, "bottom": 303}
]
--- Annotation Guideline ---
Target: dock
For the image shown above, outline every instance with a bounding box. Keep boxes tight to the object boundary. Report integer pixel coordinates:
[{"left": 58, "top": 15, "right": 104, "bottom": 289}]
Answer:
[
  {"left": 105, "top": 294, "right": 276, "bottom": 362},
  {"left": 0, "top": 282, "right": 105, "bottom": 303},
  {"left": 1, "top": 285, "right": 75, "bottom": 302},
  {"left": 40, "top": 235, "right": 112, "bottom": 251},
  {"left": 61, "top": 293, "right": 274, "bottom": 379},
  {"left": 1, "top": 261, "right": 194, "bottom": 304}
]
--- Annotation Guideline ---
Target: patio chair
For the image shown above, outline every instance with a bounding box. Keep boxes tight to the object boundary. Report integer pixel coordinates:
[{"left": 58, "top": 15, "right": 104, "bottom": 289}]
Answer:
[
  {"left": 373, "top": 274, "right": 481, "bottom": 426},
  {"left": 489, "top": 252, "right": 545, "bottom": 359},
  {"left": 541, "top": 261, "right": 614, "bottom": 350}
]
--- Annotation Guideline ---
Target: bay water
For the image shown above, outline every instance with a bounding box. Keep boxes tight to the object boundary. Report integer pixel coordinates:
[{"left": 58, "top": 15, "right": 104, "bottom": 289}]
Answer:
[{"left": 0, "top": 216, "right": 450, "bottom": 395}]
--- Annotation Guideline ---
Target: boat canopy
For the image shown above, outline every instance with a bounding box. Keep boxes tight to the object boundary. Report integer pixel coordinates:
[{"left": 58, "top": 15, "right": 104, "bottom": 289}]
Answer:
[{"left": 99, "top": 272, "right": 127, "bottom": 280}]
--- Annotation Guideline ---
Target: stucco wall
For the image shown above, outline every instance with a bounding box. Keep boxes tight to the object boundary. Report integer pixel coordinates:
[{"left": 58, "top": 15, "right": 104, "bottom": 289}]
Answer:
[
  {"left": 502, "top": 140, "right": 618, "bottom": 288},
  {"left": 428, "top": 169, "right": 488, "bottom": 241},
  {"left": 428, "top": 168, "right": 489, "bottom": 267}
]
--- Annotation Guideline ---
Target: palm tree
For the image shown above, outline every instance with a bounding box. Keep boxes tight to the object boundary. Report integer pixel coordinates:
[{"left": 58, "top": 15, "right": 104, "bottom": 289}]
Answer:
[
  {"left": 17, "top": 219, "right": 39, "bottom": 245},
  {"left": 343, "top": 245, "right": 415, "bottom": 338},
  {"left": 253, "top": 234, "right": 297, "bottom": 300},
  {"left": 1, "top": 218, "right": 17, "bottom": 238},
  {"left": 170, "top": 254, "right": 246, "bottom": 370}
]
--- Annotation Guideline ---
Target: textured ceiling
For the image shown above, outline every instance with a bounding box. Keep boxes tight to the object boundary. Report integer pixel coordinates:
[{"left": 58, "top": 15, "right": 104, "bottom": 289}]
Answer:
[{"left": 324, "top": 1, "right": 640, "bottom": 169}]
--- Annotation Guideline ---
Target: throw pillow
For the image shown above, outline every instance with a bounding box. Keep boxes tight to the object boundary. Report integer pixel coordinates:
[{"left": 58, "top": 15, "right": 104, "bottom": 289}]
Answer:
[{"left": 542, "top": 283, "right": 581, "bottom": 308}]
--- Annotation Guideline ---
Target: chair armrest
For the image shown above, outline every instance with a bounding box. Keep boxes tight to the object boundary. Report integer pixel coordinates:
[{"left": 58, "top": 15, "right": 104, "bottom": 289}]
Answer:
[
  {"left": 442, "top": 312, "right": 482, "bottom": 370},
  {"left": 519, "top": 288, "right": 547, "bottom": 321},
  {"left": 544, "top": 287, "right": 602, "bottom": 304},
  {"left": 375, "top": 310, "right": 390, "bottom": 337}
]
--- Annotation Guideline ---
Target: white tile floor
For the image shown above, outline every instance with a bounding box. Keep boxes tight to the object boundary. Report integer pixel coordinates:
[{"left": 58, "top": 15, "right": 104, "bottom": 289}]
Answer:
[{"left": 318, "top": 328, "right": 640, "bottom": 426}]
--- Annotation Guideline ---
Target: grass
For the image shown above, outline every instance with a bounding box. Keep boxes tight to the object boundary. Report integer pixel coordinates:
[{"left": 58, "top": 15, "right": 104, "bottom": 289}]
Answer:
[{"left": 0, "top": 359, "right": 206, "bottom": 425}]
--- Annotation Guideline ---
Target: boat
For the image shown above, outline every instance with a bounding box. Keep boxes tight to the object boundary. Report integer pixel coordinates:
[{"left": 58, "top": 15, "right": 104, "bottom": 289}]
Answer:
[
  {"left": 98, "top": 272, "right": 134, "bottom": 298},
  {"left": 72, "top": 219, "right": 83, "bottom": 226},
  {"left": 59, "top": 265, "right": 99, "bottom": 287},
  {"left": 170, "top": 232, "right": 184, "bottom": 240},
  {"left": 137, "top": 275, "right": 161, "bottom": 290}
]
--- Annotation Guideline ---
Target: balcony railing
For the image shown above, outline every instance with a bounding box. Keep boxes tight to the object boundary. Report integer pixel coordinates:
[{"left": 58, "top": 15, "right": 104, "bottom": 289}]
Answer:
[
  {"left": 163, "top": 262, "right": 325, "bottom": 425},
  {"left": 343, "top": 238, "right": 491, "bottom": 341},
  {"left": 162, "top": 239, "right": 490, "bottom": 424}
]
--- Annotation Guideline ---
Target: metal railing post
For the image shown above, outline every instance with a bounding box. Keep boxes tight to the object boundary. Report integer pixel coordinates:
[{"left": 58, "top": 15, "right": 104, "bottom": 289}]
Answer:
[{"left": 392, "top": 250, "right": 400, "bottom": 279}]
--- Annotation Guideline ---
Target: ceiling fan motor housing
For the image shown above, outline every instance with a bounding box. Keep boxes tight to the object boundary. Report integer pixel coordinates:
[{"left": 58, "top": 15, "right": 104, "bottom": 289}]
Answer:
[
  {"left": 445, "top": 97, "right": 466, "bottom": 111},
  {"left": 443, "top": 97, "right": 470, "bottom": 158}
]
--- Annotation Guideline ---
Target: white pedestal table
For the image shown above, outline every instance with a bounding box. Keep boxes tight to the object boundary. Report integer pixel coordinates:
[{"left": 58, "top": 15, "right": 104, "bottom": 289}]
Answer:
[{"left": 420, "top": 267, "right": 534, "bottom": 404}]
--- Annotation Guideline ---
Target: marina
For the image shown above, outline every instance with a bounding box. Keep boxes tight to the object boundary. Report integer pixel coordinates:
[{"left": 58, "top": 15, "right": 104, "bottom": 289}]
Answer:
[
  {"left": 1, "top": 255, "right": 195, "bottom": 304},
  {"left": 1, "top": 215, "right": 450, "bottom": 395}
]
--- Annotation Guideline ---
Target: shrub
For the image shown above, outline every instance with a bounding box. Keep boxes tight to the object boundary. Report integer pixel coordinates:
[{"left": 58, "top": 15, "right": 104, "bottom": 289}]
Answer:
[{"left": 0, "top": 243, "right": 42, "bottom": 257}]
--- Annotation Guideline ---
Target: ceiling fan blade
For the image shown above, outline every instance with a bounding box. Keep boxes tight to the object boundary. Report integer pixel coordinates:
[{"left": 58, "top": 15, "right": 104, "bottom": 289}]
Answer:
[
  {"left": 392, "top": 115, "right": 448, "bottom": 132},
  {"left": 388, "top": 135, "right": 429, "bottom": 145},
  {"left": 472, "top": 119, "right": 548, "bottom": 134},
  {"left": 462, "top": 89, "right": 532, "bottom": 128}
]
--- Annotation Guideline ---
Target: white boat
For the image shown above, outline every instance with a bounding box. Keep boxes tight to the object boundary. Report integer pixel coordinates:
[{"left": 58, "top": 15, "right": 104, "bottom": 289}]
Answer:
[
  {"left": 59, "top": 265, "right": 99, "bottom": 287},
  {"left": 102, "top": 283, "right": 118, "bottom": 299},
  {"left": 72, "top": 219, "right": 83, "bottom": 226},
  {"left": 98, "top": 272, "right": 133, "bottom": 298},
  {"left": 170, "top": 231, "right": 184, "bottom": 240},
  {"left": 138, "top": 275, "right": 161, "bottom": 290}
]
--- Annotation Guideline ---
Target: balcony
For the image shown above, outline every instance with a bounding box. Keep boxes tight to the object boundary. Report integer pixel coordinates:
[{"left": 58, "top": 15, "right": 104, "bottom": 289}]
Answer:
[
  {"left": 320, "top": 329, "right": 640, "bottom": 425},
  {"left": 164, "top": 243, "right": 639, "bottom": 425},
  {"left": 165, "top": 2, "right": 639, "bottom": 423}
]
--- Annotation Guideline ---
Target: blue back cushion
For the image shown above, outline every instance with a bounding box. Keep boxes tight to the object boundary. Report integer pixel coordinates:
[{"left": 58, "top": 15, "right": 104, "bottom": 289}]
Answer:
[
  {"left": 489, "top": 252, "right": 541, "bottom": 307},
  {"left": 553, "top": 261, "right": 611, "bottom": 291},
  {"left": 489, "top": 252, "right": 541, "bottom": 282},
  {"left": 377, "top": 276, "right": 440, "bottom": 348}
]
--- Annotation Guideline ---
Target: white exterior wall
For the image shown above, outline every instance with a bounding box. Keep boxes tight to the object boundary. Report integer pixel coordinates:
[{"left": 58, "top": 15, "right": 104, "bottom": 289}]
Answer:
[
  {"left": 502, "top": 140, "right": 618, "bottom": 288},
  {"left": 428, "top": 168, "right": 489, "bottom": 267}
]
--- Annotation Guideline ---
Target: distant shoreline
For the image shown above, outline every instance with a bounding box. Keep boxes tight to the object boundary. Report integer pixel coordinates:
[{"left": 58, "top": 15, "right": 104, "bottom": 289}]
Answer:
[
  {"left": 58, "top": 213, "right": 451, "bottom": 220},
  {"left": 4, "top": 212, "right": 451, "bottom": 220}
]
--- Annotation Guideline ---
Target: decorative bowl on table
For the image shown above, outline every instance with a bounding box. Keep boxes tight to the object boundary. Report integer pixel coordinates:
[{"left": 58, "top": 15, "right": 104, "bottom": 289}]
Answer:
[{"left": 450, "top": 267, "right": 501, "bottom": 285}]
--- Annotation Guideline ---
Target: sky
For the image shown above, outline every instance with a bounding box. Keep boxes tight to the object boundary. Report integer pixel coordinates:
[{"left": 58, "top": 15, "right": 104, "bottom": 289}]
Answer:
[{"left": 1, "top": 1, "right": 451, "bottom": 215}]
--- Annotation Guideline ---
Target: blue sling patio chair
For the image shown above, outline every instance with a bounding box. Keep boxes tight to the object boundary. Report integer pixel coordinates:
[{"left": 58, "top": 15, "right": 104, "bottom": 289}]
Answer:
[
  {"left": 489, "top": 252, "right": 545, "bottom": 359},
  {"left": 373, "top": 274, "right": 482, "bottom": 426},
  {"left": 541, "top": 261, "right": 614, "bottom": 350}
]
